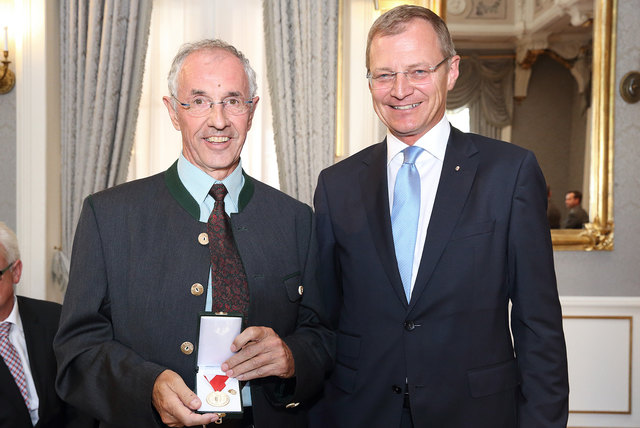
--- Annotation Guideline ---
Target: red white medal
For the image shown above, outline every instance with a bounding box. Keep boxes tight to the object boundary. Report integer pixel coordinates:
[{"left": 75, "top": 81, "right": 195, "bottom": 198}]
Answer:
[{"left": 204, "top": 375, "right": 230, "bottom": 407}]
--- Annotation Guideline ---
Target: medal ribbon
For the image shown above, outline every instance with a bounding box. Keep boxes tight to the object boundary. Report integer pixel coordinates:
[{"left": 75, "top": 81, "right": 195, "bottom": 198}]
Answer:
[{"left": 205, "top": 375, "right": 228, "bottom": 392}]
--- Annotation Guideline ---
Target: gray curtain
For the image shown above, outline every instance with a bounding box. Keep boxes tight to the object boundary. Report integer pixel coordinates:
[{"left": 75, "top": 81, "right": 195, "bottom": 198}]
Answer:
[
  {"left": 447, "top": 54, "right": 514, "bottom": 139},
  {"left": 263, "top": 0, "right": 339, "bottom": 205},
  {"left": 53, "top": 0, "right": 152, "bottom": 292}
]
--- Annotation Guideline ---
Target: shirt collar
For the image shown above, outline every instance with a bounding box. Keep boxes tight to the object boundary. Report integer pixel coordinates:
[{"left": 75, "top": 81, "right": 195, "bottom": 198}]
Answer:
[
  {"left": 2, "top": 295, "right": 24, "bottom": 335},
  {"left": 177, "top": 153, "right": 244, "bottom": 212},
  {"left": 386, "top": 116, "right": 451, "bottom": 165}
]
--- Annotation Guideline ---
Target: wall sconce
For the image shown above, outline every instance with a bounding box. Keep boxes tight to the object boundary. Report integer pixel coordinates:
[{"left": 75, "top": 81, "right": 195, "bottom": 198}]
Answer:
[
  {"left": 1, "top": 26, "right": 15, "bottom": 95},
  {"left": 620, "top": 71, "right": 640, "bottom": 104}
]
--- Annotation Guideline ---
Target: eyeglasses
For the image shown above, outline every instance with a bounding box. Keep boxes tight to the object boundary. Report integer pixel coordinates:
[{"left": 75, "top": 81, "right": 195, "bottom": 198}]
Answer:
[
  {"left": 0, "top": 262, "right": 13, "bottom": 279},
  {"left": 367, "top": 56, "right": 451, "bottom": 90},
  {"left": 172, "top": 94, "right": 254, "bottom": 117}
]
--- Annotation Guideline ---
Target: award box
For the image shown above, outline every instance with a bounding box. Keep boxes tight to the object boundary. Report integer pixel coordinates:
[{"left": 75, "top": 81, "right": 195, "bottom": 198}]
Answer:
[{"left": 195, "top": 312, "right": 244, "bottom": 418}]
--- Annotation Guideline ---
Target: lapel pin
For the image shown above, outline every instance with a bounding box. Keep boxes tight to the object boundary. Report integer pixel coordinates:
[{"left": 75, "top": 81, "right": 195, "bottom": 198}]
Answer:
[{"left": 455, "top": 165, "right": 460, "bottom": 171}]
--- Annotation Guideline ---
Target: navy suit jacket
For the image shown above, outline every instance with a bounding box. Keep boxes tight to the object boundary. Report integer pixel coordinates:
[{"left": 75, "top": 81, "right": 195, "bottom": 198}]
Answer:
[
  {"left": 0, "top": 296, "right": 94, "bottom": 428},
  {"left": 312, "top": 127, "right": 569, "bottom": 428},
  {"left": 54, "top": 163, "right": 334, "bottom": 428}
]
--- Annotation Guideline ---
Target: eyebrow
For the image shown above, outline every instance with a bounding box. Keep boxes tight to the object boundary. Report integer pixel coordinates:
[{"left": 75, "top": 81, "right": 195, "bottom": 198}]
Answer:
[
  {"left": 188, "top": 89, "right": 245, "bottom": 98},
  {"left": 372, "top": 62, "right": 432, "bottom": 72}
]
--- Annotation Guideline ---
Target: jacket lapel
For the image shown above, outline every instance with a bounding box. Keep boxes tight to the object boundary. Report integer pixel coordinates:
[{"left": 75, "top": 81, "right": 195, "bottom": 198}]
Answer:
[
  {"left": 19, "top": 301, "right": 45, "bottom": 404},
  {"left": 360, "top": 140, "right": 408, "bottom": 307},
  {"left": 409, "top": 127, "right": 479, "bottom": 310},
  {"left": 0, "top": 358, "right": 28, "bottom": 413}
]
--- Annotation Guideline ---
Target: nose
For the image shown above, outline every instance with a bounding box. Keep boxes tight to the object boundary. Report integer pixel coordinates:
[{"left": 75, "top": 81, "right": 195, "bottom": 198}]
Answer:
[
  {"left": 390, "top": 72, "right": 413, "bottom": 99},
  {"left": 206, "top": 103, "right": 229, "bottom": 129}
]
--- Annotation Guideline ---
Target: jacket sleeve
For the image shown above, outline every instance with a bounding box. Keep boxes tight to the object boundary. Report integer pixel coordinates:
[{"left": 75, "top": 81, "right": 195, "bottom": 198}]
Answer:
[
  {"left": 507, "top": 151, "right": 569, "bottom": 427},
  {"left": 54, "top": 197, "right": 166, "bottom": 427},
  {"left": 267, "top": 204, "right": 336, "bottom": 406}
]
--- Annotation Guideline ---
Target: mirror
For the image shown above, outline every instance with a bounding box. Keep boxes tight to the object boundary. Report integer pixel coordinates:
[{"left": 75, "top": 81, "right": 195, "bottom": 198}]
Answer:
[{"left": 441, "top": 0, "right": 617, "bottom": 251}]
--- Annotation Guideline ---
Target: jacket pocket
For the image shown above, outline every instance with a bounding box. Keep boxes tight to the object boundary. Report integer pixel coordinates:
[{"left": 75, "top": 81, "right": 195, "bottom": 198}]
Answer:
[
  {"left": 282, "top": 272, "right": 303, "bottom": 302},
  {"left": 337, "top": 331, "right": 361, "bottom": 360},
  {"left": 331, "top": 362, "right": 358, "bottom": 394},
  {"left": 451, "top": 219, "right": 495, "bottom": 241},
  {"left": 467, "top": 358, "right": 519, "bottom": 398}
]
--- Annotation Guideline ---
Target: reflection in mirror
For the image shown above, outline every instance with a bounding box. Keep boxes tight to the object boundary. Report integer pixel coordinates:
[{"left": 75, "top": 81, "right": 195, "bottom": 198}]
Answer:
[{"left": 444, "top": 0, "right": 615, "bottom": 250}]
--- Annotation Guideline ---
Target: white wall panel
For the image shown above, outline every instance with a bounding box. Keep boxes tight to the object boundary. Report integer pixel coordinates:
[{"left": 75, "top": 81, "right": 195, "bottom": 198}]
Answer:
[{"left": 563, "top": 297, "right": 640, "bottom": 428}]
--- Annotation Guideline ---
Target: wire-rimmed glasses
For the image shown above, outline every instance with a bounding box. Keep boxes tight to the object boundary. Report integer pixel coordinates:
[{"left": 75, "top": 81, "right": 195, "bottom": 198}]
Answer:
[
  {"left": 172, "top": 94, "right": 254, "bottom": 117},
  {"left": 0, "top": 262, "right": 14, "bottom": 279},
  {"left": 367, "top": 56, "right": 451, "bottom": 90}
]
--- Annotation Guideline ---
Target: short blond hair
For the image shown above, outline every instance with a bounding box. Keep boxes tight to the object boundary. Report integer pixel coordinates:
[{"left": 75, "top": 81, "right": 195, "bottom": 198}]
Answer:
[{"left": 366, "top": 5, "right": 456, "bottom": 72}]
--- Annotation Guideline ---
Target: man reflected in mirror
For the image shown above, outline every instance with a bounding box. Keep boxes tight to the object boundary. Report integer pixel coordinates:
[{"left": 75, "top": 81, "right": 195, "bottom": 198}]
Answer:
[{"left": 563, "top": 190, "right": 589, "bottom": 229}]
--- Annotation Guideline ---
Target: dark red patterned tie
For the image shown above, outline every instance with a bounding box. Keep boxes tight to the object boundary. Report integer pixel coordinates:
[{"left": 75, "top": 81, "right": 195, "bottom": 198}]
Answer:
[{"left": 207, "top": 184, "right": 249, "bottom": 318}]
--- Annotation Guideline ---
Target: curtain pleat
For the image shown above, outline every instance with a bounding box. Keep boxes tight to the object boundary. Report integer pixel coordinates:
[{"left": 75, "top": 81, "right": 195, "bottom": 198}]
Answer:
[
  {"left": 448, "top": 54, "right": 514, "bottom": 138},
  {"left": 53, "top": 0, "right": 152, "bottom": 293},
  {"left": 263, "top": 0, "right": 339, "bottom": 205}
]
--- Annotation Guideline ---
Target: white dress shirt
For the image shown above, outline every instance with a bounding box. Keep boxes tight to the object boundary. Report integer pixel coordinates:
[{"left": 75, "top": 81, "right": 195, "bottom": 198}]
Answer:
[
  {"left": 387, "top": 116, "right": 450, "bottom": 296},
  {"left": 4, "top": 296, "right": 40, "bottom": 425}
]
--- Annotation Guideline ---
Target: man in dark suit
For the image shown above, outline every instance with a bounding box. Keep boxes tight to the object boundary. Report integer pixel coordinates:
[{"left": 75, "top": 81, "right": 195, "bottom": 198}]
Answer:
[
  {"left": 312, "top": 6, "right": 568, "bottom": 428},
  {"left": 54, "top": 39, "right": 333, "bottom": 428},
  {"left": 0, "top": 221, "right": 93, "bottom": 428},
  {"left": 563, "top": 190, "right": 589, "bottom": 228}
]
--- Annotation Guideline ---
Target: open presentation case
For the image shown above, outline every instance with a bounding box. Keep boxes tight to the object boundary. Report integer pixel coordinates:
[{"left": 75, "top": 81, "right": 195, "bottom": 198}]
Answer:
[{"left": 195, "top": 312, "right": 244, "bottom": 419}]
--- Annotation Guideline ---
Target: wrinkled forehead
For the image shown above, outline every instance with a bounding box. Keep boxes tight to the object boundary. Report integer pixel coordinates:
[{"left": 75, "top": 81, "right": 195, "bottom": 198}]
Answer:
[{"left": 178, "top": 49, "right": 249, "bottom": 97}]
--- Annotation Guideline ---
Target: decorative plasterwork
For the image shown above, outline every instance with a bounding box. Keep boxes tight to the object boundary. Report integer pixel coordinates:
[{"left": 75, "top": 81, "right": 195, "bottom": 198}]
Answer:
[{"left": 448, "top": 0, "right": 593, "bottom": 98}]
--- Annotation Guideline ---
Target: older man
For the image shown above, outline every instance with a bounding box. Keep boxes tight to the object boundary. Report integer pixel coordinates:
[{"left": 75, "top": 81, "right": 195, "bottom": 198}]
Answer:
[
  {"left": 55, "top": 39, "right": 333, "bottom": 428},
  {"left": 0, "top": 222, "right": 93, "bottom": 427},
  {"left": 312, "top": 5, "right": 568, "bottom": 428}
]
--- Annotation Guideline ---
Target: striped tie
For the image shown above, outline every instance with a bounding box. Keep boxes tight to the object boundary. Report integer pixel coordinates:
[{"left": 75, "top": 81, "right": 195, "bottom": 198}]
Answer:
[{"left": 0, "top": 322, "right": 30, "bottom": 407}]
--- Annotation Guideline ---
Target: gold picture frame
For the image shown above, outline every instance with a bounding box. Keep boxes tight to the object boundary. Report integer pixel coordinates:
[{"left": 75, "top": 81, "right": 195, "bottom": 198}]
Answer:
[{"left": 550, "top": 0, "right": 616, "bottom": 251}]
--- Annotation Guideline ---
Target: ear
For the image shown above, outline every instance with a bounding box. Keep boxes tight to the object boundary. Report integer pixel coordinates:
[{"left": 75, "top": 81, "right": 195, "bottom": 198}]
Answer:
[
  {"left": 245, "top": 96, "right": 260, "bottom": 131},
  {"left": 446, "top": 55, "right": 461, "bottom": 91},
  {"left": 163, "top": 96, "right": 182, "bottom": 131},
  {"left": 11, "top": 259, "right": 22, "bottom": 285}
]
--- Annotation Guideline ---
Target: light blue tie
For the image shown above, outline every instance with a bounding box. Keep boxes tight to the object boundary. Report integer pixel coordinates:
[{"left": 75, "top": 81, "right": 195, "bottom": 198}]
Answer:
[{"left": 392, "top": 145, "right": 423, "bottom": 301}]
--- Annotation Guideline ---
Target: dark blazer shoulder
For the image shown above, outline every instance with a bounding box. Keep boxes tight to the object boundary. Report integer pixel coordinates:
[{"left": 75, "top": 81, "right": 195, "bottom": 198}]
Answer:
[
  {"left": 245, "top": 175, "right": 312, "bottom": 214},
  {"left": 17, "top": 295, "right": 62, "bottom": 323},
  {"left": 87, "top": 171, "right": 166, "bottom": 207},
  {"left": 323, "top": 141, "right": 385, "bottom": 175},
  {"left": 451, "top": 127, "right": 532, "bottom": 160}
]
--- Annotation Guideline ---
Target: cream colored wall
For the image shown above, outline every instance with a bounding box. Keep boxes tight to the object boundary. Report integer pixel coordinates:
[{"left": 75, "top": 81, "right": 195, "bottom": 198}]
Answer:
[
  {"left": 12, "top": 0, "right": 62, "bottom": 302},
  {"left": 0, "top": 0, "right": 16, "bottom": 230}
]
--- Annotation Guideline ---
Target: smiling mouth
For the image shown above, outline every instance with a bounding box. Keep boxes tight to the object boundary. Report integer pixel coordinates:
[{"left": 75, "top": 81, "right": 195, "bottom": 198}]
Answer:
[
  {"left": 205, "top": 136, "right": 230, "bottom": 143},
  {"left": 392, "top": 102, "right": 421, "bottom": 110}
]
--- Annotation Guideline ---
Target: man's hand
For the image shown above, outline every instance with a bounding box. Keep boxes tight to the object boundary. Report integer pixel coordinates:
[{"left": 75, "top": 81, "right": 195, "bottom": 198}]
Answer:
[
  {"left": 221, "top": 327, "right": 295, "bottom": 381},
  {"left": 152, "top": 369, "right": 220, "bottom": 427}
]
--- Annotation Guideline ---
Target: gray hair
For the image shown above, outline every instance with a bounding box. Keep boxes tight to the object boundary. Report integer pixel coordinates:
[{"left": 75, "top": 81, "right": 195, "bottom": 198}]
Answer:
[
  {"left": 167, "top": 39, "right": 257, "bottom": 108},
  {"left": 366, "top": 5, "right": 456, "bottom": 72},
  {"left": 0, "top": 222, "right": 20, "bottom": 265}
]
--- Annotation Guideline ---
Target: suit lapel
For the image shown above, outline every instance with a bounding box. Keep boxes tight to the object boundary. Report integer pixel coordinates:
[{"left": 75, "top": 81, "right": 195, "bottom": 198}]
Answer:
[
  {"left": 19, "top": 296, "right": 58, "bottom": 424},
  {"left": 1, "top": 299, "right": 34, "bottom": 421},
  {"left": 0, "top": 357, "right": 28, "bottom": 413},
  {"left": 19, "top": 299, "right": 46, "bottom": 403},
  {"left": 409, "top": 128, "right": 479, "bottom": 309},
  {"left": 360, "top": 140, "right": 408, "bottom": 307}
]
